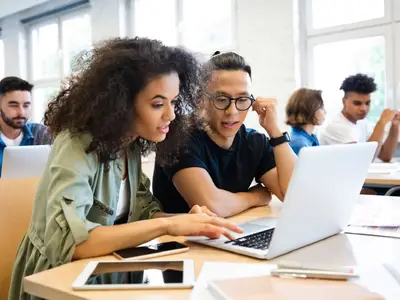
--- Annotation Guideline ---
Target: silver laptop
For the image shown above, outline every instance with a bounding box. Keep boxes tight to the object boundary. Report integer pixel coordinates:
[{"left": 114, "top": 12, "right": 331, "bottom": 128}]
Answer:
[
  {"left": 190, "top": 142, "right": 377, "bottom": 260},
  {"left": 2, "top": 145, "right": 51, "bottom": 179}
]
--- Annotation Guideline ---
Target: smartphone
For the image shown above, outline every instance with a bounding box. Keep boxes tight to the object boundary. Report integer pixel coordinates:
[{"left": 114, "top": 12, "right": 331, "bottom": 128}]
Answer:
[{"left": 113, "top": 241, "right": 189, "bottom": 260}]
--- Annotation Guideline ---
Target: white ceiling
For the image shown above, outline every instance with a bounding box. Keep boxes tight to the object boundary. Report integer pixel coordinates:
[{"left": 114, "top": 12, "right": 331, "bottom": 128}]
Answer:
[{"left": 0, "top": 0, "right": 50, "bottom": 19}]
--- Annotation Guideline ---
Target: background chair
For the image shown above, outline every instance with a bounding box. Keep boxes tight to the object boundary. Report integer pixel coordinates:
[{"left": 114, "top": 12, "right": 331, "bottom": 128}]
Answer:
[
  {"left": 384, "top": 186, "right": 400, "bottom": 196},
  {"left": 0, "top": 177, "right": 40, "bottom": 299}
]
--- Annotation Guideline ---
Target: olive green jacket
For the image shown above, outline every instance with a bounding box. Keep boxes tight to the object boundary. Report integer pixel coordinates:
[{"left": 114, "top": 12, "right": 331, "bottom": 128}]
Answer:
[{"left": 9, "top": 131, "right": 161, "bottom": 300}]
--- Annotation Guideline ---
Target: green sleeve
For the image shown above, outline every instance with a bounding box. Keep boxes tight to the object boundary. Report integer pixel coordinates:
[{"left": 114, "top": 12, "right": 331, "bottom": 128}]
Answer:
[{"left": 43, "top": 131, "right": 100, "bottom": 266}]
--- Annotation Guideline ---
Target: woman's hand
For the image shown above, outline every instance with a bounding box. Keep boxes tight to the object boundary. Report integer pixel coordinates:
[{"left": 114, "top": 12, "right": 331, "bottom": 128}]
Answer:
[
  {"left": 189, "top": 204, "right": 217, "bottom": 216},
  {"left": 166, "top": 213, "right": 243, "bottom": 240}
]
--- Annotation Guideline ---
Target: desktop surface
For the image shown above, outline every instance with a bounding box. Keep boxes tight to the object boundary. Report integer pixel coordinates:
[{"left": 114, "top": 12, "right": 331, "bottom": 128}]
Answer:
[{"left": 23, "top": 196, "right": 400, "bottom": 300}]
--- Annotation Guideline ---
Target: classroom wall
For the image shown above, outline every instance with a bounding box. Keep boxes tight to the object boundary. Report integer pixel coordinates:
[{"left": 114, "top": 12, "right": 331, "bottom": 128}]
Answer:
[
  {"left": 237, "top": 0, "right": 298, "bottom": 131},
  {"left": 0, "top": 0, "right": 299, "bottom": 132},
  {"left": 0, "top": 0, "right": 49, "bottom": 18}
]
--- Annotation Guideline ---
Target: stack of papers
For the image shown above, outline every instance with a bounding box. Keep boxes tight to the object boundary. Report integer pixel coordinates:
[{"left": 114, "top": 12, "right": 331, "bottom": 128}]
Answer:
[
  {"left": 349, "top": 198, "right": 400, "bottom": 227},
  {"left": 346, "top": 197, "right": 400, "bottom": 238},
  {"left": 345, "top": 226, "right": 400, "bottom": 239},
  {"left": 368, "top": 163, "right": 400, "bottom": 174}
]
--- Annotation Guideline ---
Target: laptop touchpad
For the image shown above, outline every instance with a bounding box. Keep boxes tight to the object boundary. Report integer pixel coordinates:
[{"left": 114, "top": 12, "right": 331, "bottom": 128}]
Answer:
[
  {"left": 246, "top": 217, "right": 278, "bottom": 228},
  {"left": 237, "top": 223, "right": 269, "bottom": 234}
]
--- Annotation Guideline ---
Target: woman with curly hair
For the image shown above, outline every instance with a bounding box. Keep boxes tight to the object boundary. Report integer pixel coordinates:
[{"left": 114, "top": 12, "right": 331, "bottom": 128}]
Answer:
[{"left": 9, "top": 37, "right": 242, "bottom": 300}]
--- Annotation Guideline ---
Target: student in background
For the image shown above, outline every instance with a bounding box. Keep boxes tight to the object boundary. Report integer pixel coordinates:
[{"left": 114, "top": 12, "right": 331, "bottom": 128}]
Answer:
[
  {"left": 319, "top": 73, "right": 400, "bottom": 162},
  {"left": 152, "top": 51, "right": 296, "bottom": 217},
  {"left": 9, "top": 38, "right": 242, "bottom": 300},
  {"left": 285, "top": 88, "right": 325, "bottom": 155},
  {"left": 0, "top": 77, "right": 53, "bottom": 176}
]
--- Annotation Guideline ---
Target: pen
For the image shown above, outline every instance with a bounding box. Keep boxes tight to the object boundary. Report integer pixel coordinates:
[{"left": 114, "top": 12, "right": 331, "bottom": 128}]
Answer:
[{"left": 271, "top": 268, "right": 359, "bottom": 281}]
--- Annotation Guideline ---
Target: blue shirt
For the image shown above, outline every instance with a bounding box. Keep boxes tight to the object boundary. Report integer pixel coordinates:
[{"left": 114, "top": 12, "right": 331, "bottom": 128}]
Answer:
[
  {"left": 0, "top": 123, "right": 53, "bottom": 176},
  {"left": 289, "top": 127, "right": 320, "bottom": 155}
]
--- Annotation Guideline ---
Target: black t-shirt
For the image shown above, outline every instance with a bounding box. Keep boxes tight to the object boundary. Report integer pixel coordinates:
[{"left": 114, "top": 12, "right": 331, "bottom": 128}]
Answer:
[{"left": 152, "top": 125, "right": 276, "bottom": 213}]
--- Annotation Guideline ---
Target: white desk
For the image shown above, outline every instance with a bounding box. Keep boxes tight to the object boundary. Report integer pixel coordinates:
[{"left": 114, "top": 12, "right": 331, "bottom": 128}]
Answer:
[{"left": 24, "top": 196, "right": 400, "bottom": 299}]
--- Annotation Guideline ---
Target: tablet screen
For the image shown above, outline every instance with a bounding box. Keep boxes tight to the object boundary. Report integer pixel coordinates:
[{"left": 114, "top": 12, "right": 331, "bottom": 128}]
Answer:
[{"left": 84, "top": 261, "right": 184, "bottom": 285}]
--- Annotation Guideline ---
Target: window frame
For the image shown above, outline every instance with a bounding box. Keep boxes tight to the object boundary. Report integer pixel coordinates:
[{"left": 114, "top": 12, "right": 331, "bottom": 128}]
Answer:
[
  {"left": 305, "top": 0, "right": 392, "bottom": 36},
  {"left": 301, "top": 0, "right": 400, "bottom": 122},
  {"left": 395, "top": 23, "right": 400, "bottom": 106},
  {"left": 0, "top": 39, "right": 4, "bottom": 79},
  {"left": 307, "top": 25, "right": 395, "bottom": 109},
  {"left": 26, "top": 8, "right": 91, "bottom": 123},
  {"left": 394, "top": 0, "right": 400, "bottom": 20},
  {"left": 132, "top": 0, "right": 237, "bottom": 53}
]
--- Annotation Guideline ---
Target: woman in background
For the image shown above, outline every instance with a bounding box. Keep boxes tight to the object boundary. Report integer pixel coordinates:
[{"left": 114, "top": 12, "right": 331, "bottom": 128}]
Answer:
[
  {"left": 285, "top": 88, "right": 325, "bottom": 155},
  {"left": 9, "top": 37, "right": 242, "bottom": 300}
]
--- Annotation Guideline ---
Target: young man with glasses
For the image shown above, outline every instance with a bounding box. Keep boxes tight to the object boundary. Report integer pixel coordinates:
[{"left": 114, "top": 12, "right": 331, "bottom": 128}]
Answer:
[{"left": 152, "top": 52, "right": 296, "bottom": 217}]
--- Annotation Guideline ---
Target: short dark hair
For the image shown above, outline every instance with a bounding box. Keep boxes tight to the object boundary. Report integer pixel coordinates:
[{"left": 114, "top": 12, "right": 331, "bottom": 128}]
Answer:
[
  {"left": 204, "top": 51, "right": 251, "bottom": 78},
  {"left": 44, "top": 37, "right": 202, "bottom": 166},
  {"left": 340, "top": 73, "right": 377, "bottom": 95},
  {"left": 286, "top": 88, "right": 324, "bottom": 126},
  {"left": 0, "top": 76, "right": 33, "bottom": 95}
]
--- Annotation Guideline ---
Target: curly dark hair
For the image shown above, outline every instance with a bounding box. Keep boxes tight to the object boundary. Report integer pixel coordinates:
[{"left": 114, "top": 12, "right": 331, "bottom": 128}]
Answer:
[
  {"left": 340, "top": 73, "right": 377, "bottom": 95},
  {"left": 44, "top": 37, "right": 202, "bottom": 166}
]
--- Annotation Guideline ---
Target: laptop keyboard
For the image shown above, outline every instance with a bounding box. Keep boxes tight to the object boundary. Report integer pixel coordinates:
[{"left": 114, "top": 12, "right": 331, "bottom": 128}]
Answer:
[{"left": 227, "top": 228, "right": 275, "bottom": 250}]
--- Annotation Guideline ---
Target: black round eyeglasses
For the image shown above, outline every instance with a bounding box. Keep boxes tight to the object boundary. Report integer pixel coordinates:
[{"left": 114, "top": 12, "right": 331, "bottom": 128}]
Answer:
[{"left": 206, "top": 93, "right": 255, "bottom": 111}]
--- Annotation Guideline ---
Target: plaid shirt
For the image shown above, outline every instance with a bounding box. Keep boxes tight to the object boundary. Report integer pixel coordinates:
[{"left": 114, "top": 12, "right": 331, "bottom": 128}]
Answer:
[{"left": 25, "top": 123, "right": 54, "bottom": 145}]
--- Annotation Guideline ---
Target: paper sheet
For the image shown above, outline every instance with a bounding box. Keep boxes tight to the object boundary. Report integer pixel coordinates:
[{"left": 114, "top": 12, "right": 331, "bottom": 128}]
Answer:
[
  {"left": 190, "top": 262, "right": 275, "bottom": 300},
  {"left": 345, "top": 225, "right": 400, "bottom": 239},
  {"left": 368, "top": 163, "right": 400, "bottom": 174},
  {"left": 349, "top": 199, "right": 400, "bottom": 227}
]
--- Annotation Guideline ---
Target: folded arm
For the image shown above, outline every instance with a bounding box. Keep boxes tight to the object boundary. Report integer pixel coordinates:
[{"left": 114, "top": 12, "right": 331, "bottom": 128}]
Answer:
[{"left": 172, "top": 167, "right": 269, "bottom": 218}]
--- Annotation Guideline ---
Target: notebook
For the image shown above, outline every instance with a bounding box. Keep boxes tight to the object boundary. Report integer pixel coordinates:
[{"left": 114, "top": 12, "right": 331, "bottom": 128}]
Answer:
[
  {"left": 384, "top": 262, "right": 400, "bottom": 285},
  {"left": 208, "top": 275, "right": 384, "bottom": 300},
  {"left": 190, "top": 262, "right": 400, "bottom": 300}
]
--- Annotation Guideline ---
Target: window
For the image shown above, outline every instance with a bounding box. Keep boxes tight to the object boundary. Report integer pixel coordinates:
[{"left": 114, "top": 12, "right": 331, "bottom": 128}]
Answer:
[
  {"left": 31, "top": 86, "right": 59, "bottom": 123},
  {"left": 0, "top": 40, "right": 4, "bottom": 79},
  {"left": 304, "top": 0, "right": 399, "bottom": 130},
  {"left": 311, "top": 35, "right": 386, "bottom": 123},
  {"left": 61, "top": 14, "right": 91, "bottom": 75},
  {"left": 396, "top": 24, "right": 400, "bottom": 103},
  {"left": 29, "top": 11, "right": 91, "bottom": 123},
  {"left": 181, "top": 0, "right": 234, "bottom": 52},
  {"left": 31, "top": 22, "right": 60, "bottom": 81},
  {"left": 133, "top": 0, "right": 235, "bottom": 53},
  {"left": 311, "top": 0, "right": 385, "bottom": 29},
  {"left": 134, "top": 0, "right": 177, "bottom": 46}
]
